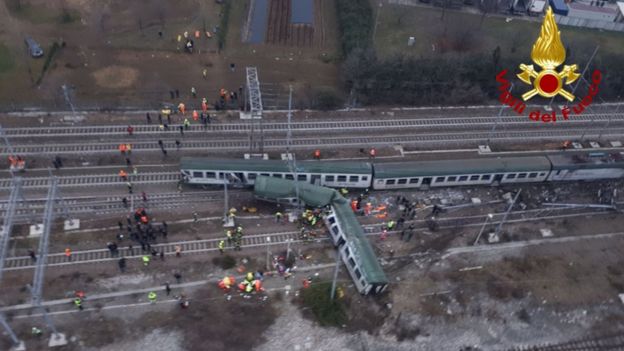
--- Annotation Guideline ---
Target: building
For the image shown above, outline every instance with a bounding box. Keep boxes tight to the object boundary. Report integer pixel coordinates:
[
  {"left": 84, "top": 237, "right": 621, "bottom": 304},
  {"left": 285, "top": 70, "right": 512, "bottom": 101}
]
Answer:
[
  {"left": 616, "top": 2, "right": 624, "bottom": 22},
  {"left": 528, "top": 0, "right": 547, "bottom": 15},
  {"left": 549, "top": 0, "right": 569, "bottom": 16},
  {"left": 567, "top": 1, "right": 618, "bottom": 22}
]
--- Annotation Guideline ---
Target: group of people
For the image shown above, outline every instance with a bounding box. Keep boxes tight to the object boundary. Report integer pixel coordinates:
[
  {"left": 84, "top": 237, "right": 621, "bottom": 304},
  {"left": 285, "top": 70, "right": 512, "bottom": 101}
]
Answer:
[
  {"left": 221, "top": 225, "right": 245, "bottom": 252},
  {"left": 217, "top": 272, "right": 264, "bottom": 294}
]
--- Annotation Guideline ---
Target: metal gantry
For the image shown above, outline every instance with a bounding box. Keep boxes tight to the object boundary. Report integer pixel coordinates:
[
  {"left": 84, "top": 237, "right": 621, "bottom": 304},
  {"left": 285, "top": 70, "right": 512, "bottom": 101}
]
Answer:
[
  {"left": 493, "top": 190, "right": 522, "bottom": 239},
  {"left": 30, "top": 177, "right": 66, "bottom": 346},
  {"left": 246, "top": 67, "right": 264, "bottom": 154},
  {"left": 286, "top": 86, "right": 301, "bottom": 211},
  {"left": 0, "top": 177, "right": 25, "bottom": 350}
]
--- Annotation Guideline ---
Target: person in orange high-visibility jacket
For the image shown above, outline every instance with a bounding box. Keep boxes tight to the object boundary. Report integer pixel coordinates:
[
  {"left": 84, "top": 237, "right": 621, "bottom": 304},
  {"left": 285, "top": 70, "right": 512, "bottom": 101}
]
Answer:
[
  {"left": 178, "top": 103, "right": 186, "bottom": 114},
  {"left": 370, "top": 148, "right": 376, "bottom": 158},
  {"left": 119, "top": 144, "right": 127, "bottom": 154},
  {"left": 351, "top": 200, "right": 358, "bottom": 212},
  {"left": 313, "top": 149, "right": 321, "bottom": 159},
  {"left": 65, "top": 248, "right": 72, "bottom": 261},
  {"left": 119, "top": 170, "right": 128, "bottom": 180},
  {"left": 141, "top": 215, "right": 149, "bottom": 224},
  {"left": 201, "top": 100, "right": 208, "bottom": 112},
  {"left": 192, "top": 110, "right": 199, "bottom": 121}
]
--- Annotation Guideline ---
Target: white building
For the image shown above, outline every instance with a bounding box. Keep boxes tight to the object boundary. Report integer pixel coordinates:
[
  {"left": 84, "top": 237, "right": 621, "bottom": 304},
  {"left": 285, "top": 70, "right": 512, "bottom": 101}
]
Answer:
[
  {"left": 567, "top": 1, "right": 618, "bottom": 22},
  {"left": 616, "top": 2, "right": 624, "bottom": 22}
]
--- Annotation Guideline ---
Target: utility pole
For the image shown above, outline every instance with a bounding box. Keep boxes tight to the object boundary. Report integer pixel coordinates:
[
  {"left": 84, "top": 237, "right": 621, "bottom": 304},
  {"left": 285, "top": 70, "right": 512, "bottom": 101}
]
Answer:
[
  {"left": 330, "top": 250, "right": 342, "bottom": 301},
  {"left": 494, "top": 190, "right": 521, "bottom": 240},
  {"left": 487, "top": 83, "right": 513, "bottom": 146},
  {"left": 0, "top": 313, "right": 24, "bottom": 351},
  {"left": 473, "top": 213, "right": 493, "bottom": 245},
  {"left": 61, "top": 84, "right": 76, "bottom": 115},
  {"left": 223, "top": 177, "right": 233, "bottom": 227},
  {"left": 286, "top": 86, "right": 302, "bottom": 212},
  {"left": 246, "top": 67, "right": 264, "bottom": 155},
  {"left": 265, "top": 236, "right": 271, "bottom": 271}
]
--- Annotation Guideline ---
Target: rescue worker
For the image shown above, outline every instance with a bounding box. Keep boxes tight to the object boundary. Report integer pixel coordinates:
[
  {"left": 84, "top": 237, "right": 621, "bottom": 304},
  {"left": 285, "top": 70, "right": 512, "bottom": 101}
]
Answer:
[
  {"left": 275, "top": 211, "right": 283, "bottom": 223},
  {"left": 202, "top": 69, "right": 207, "bottom": 79},
  {"left": 191, "top": 87, "right": 197, "bottom": 98},
  {"left": 313, "top": 149, "right": 321, "bottom": 159},
  {"left": 225, "top": 229, "right": 233, "bottom": 244},
  {"left": 387, "top": 220, "right": 396, "bottom": 230},
  {"left": 175, "top": 245, "right": 182, "bottom": 257},
  {"left": 218, "top": 240, "right": 225, "bottom": 254},
  {"left": 119, "top": 169, "right": 128, "bottom": 180},
  {"left": 201, "top": 98, "right": 208, "bottom": 112},
  {"left": 119, "top": 143, "right": 127, "bottom": 154},
  {"left": 193, "top": 212, "right": 198, "bottom": 222},
  {"left": 178, "top": 102, "right": 186, "bottom": 114},
  {"left": 340, "top": 188, "right": 349, "bottom": 196},
  {"left": 127, "top": 182, "right": 133, "bottom": 194},
  {"left": 142, "top": 255, "right": 150, "bottom": 266},
  {"left": 192, "top": 110, "right": 199, "bottom": 121},
  {"left": 32, "top": 327, "right": 43, "bottom": 336},
  {"left": 183, "top": 118, "right": 191, "bottom": 130},
  {"left": 148, "top": 291, "right": 157, "bottom": 304},
  {"left": 65, "top": 247, "right": 71, "bottom": 261},
  {"left": 74, "top": 297, "right": 83, "bottom": 310},
  {"left": 246, "top": 272, "right": 254, "bottom": 283},
  {"left": 127, "top": 125, "right": 134, "bottom": 135},
  {"left": 370, "top": 148, "right": 377, "bottom": 158},
  {"left": 126, "top": 143, "right": 132, "bottom": 154}
]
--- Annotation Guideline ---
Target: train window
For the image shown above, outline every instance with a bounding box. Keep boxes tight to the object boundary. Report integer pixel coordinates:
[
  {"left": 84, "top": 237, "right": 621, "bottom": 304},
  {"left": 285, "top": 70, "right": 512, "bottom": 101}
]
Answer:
[
  {"left": 539, "top": 172, "right": 546, "bottom": 176},
  {"left": 193, "top": 171, "right": 203, "bottom": 178},
  {"left": 529, "top": 173, "right": 538, "bottom": 178},
  {"left": 355, "top": 269, "right": 362, "bottom": 279},
  {"left": 361, "top": 176, "right": 368, "bottom": 181},
  {"left": 344, "top": 247, "right": 350, "bottom": 256},
  {"left": 481, "top": 175, "right": 491, "bottom": 180},
  {"left": 348, "top": 258, "right": 356, "bottom": 267},
  {"left": 218, "top": 173, "right": 223, "bottom": 179},
  {"left": 470, "top": 175, "right": 479, "bottom": 181},
  {"left": 325, "top": 175, "right": 335, "bottom": 182},
  {"left": 447, "top": 176, "right": 457, "bottom": 182},
  {"left": 435, "top": 177, "right": 445, "bottom": 183},
  {"left": 298, "top": 174, "right": 307, "bottom": 181},
  {"left": 409, "top": 178, "right": 419, "bottom": 184},
  {"left": 285, "top": 174, "right": 294, "bottom": 180},
  {"left": 386, "top": 179, "right": 396, "bottom": 185},
  {"left": 206, "top": 172, "right": 216, "bottom": 178},
  {"left": 332, "top": 226, "right": 339, "bottom": 235},
  {"left": 337, "top": 175, "right": 347, "bottom": 182},
  {"left": 397, "top": 179, "right": 407, "bottom": 184},
  {"left": 518, "top": 173, "right": 527, "bottom": 179},
  {"left": 555, "top": 170, "right": 562, "bottom": 175},
  {"left": 458, "top": 176, "right": 468, "bottom": 182},
  {"left": 349, "top": 176, "right": 359, "bottom": 182},
  {"left": 247, "top": 173, "right": 256, "bottom": 180},
  {"left": 272, "top": 174, "right": 282, "bottom": 178},
  {"left": 260, "top": 173, "right": 270, "bottom": 177},
  {"left": 507, "top": 174, "right": 516, "bottom": 179}
]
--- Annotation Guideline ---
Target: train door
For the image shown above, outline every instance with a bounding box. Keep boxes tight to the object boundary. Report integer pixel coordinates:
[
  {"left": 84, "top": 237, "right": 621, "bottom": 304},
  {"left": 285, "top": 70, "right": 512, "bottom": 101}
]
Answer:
[
  {"left": 421, "top": 177, "right": 432, "bottom": 188},
  {"left": 493, "top": 174, "right": 504, "bottom": 185},
  {"left": 311, "top": 174, "right": 320, "bottom": 185}
]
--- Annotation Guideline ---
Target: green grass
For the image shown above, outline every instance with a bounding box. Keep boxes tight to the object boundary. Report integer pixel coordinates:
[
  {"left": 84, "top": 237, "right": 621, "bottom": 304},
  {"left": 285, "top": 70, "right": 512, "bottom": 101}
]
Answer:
[
  {"left": 374, "top": 4, "right": 624, "bottom": 61},
  {"left": 0, "top": 44, "right": 15, "bottom": 74}
]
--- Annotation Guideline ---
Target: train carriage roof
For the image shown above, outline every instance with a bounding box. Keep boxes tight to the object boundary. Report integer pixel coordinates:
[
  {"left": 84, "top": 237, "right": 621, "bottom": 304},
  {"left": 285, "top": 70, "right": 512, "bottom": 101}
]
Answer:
[
  {"left": 548, "top": 153, "right": 624, "bottom": 170},
  {"left": 374, "top": 156, "right": 552, "bottom": 178},
  {"left": 253, "top": 176, "right": 338, "bottom": 207},
  {"left": 331, "top": 198, "right": 388, "bottom": 284},
  {"left": 181, "top": 158, "right": 372, "bottom": 175}
]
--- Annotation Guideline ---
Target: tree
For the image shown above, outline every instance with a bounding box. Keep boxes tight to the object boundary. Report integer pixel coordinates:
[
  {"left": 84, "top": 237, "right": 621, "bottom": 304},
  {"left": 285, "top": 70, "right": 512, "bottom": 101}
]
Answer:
[{"left": 479, "top": 0, "right": 498, "bottom": 28}]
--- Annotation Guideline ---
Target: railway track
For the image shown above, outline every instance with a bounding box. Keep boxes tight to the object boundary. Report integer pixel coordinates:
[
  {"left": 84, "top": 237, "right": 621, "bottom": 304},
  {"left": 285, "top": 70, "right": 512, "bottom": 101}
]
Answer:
[
  {"left": 3, "top": 113, "right": 622, "bottom": 139},
  {"left": 2, "top": 207, "right": 612, "bottom": 271},
  {"left": 0, "top": 190, "right": 247, "bottom": 222},
  {"left": 0, "top": 171, "right": 180, "bottom": 190},
  {"left": 507, "top": 333, "right": 624, "bottom": 351},
  {"left": 3, "top": 127, "right": 624, "bottom": 156}
]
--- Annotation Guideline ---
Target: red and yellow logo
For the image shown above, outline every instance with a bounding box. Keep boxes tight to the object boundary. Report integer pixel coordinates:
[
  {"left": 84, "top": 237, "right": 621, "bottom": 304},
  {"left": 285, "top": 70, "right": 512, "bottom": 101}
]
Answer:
[{"left": 517, "top": 8, "right": 579, "bottom": 101}]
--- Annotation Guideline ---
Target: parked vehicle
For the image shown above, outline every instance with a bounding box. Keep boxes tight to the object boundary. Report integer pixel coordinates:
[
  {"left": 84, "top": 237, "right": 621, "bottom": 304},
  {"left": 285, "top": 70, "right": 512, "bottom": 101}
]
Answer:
[{"left": 24, "top": 36, "right": 44, "bottom": 58}]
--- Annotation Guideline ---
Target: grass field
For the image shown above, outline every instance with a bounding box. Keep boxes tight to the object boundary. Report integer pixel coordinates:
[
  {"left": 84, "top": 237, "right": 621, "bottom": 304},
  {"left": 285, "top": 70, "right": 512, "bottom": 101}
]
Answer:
[
  {"left": 0, "top": 43, "right": 15, "bottom": 74},
  {"left": 373, "top": 3, "right": 624, "bottom": 62}
]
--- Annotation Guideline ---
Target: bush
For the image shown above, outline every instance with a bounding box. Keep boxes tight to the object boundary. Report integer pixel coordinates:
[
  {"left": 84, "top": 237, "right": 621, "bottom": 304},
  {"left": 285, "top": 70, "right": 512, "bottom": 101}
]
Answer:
[
  {"left": 301, "top": 282, "right": 346, "bottom": 327},
  {"left": 312, "top": 88, "right": 344, "bottom": 111}
]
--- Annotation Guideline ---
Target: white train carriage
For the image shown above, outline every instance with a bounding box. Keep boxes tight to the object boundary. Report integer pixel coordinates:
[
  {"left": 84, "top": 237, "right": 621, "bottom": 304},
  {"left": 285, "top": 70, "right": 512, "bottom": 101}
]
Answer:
[
  {"left": 547, "top": 153, "right": 624, "bottom": 181},
  {"left": 180, "top": 157, "right": 373, "bottom": 188},
  {"left": 372, "top": 156, "right": 552, "bottom": 190}
]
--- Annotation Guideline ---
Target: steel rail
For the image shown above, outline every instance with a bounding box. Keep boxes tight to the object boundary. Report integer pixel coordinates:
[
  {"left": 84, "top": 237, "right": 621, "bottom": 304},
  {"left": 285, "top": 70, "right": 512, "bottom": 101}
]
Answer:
[
  {"left": 1, "top": 208, "right": 611, "bottom": 271},
  {"left": 3, "top": 127, "right": 624, "bottom": 156},
  {"left": 3, "top": 113, "right": 624, "bottom": 138}
]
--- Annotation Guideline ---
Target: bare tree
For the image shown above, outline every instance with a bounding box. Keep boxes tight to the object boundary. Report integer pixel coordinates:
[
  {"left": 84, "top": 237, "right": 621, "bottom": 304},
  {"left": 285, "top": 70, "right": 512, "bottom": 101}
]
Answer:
[{"left": 479, "top": 0, "right": 498, "bottom": 28}]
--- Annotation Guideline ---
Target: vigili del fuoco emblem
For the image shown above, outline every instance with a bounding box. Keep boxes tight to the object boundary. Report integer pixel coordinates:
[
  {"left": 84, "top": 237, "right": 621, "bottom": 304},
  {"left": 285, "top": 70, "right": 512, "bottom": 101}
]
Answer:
[{"left": 517, "top": 8, "right": 580, "bottom": 101}]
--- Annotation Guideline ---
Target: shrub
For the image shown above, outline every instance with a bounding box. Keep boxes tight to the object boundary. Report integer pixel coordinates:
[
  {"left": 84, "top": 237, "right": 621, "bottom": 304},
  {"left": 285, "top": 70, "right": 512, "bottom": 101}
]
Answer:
[{"left": 301, "top": 282, "right": 346, "bottom": 327}]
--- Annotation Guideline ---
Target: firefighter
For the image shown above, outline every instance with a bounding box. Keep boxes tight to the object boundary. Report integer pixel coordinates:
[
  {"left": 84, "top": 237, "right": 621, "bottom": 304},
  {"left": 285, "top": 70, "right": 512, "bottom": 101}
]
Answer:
[
  {"left": 65, "top": 247, "right": 72, "bottom": 261},
  {"left": 201, "top": 99, "right": 208, "bottom": 112},
  {"left": 218, "top": 240, "right": 225, "bottom": 254},
  {"left": 191, "top": 87, "right": 197, "bottom": 98},
  {"left": 127, "top": 125, "right": 134, "bottom": 135},
  {"left": 183, "top": 118, "right": 191, "bottom": 129},
  {"left": 225, "top": 229, "right": 233, "bottom": 244},
  {"left": 178, "top": 102, "right": 186, "bottom": 114},
  {"left": 275, "top": 211, "right": 283, "bottom": 223},
  {"left": 370, "top": 148, "right": 377, "bottom": 158},
  {"left": 74, "top": 297, "right": 83, "bottom": 310},
  {"left": 119, "top": 143, "right": 127, "bottom": 154},
  {"left": 192, "top": 110, "right": 199, "bottom": 121},
  {"left": 119, "top": 169, "right": 128, "bottom": 180},
  {"left": 142, "top": 255, "right": 150, "bottom": 266},
  {"left": 387, "top": 220, "right": 396, "bottom": 230}
]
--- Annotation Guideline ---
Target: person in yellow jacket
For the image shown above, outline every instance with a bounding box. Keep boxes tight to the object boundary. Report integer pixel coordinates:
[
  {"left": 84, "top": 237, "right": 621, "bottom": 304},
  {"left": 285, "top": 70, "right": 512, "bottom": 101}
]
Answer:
[
  {"left": 218, "top": 240, "right": 225, "bottom": 254},
  {"left": 148, "top": 291, "right": 157, "bottom": 304}
]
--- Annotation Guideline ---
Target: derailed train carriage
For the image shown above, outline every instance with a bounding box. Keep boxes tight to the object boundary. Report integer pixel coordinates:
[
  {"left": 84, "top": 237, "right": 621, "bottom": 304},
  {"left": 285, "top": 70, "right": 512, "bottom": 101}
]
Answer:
[{"left": 253, "top": 176, "right": 388, "bottom": 295}]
